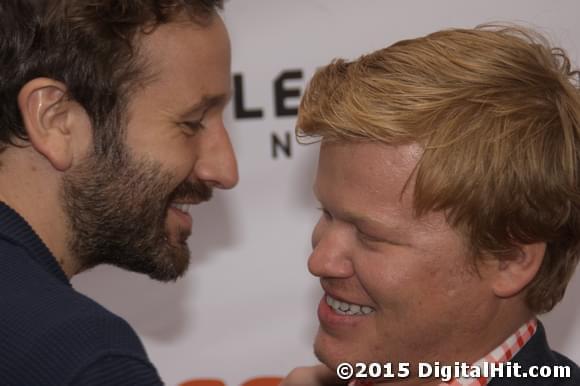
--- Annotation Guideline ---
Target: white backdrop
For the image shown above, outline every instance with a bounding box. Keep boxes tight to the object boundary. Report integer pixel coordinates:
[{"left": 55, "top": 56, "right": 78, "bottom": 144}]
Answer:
[{"left": 73, "top": 1, "right": 580, "bottom": 385}]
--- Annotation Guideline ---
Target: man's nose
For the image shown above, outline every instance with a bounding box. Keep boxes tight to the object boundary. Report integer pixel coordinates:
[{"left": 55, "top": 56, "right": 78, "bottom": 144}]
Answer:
[
  {"left": 194, "top": 122, "right": 239, "bottom": 189},
  {"left": 308, "top": 221, "right": 354, "bottom": 278}
]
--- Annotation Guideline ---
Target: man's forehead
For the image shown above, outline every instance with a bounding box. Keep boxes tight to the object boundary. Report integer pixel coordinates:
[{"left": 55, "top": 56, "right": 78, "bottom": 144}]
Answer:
[
  {"left": 316, "top": 140, "right": 422, "bottom": 188},
  {"left": 137, "top": 13, "right": 229, "bottom": 74},
  {"left": 314, "top": 141, "right": 422, "bottom": 218},
  {"left": 126, "top": 14, "right": 231, "bottom": 114},
  {"left": 319, "top": 138, "right": 422, "bottom": 161}
]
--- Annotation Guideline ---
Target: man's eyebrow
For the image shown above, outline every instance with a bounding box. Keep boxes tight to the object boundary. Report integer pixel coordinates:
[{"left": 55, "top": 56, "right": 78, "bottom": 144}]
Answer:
[
  {"left": 182, "top": 93, "right": 231, "bottom": 116},
  {"left": 314, "top": 188, "right": 403, "bottom": 231},
  {"left": 342, "top": 211, "right": 400, "bottom": 230}
]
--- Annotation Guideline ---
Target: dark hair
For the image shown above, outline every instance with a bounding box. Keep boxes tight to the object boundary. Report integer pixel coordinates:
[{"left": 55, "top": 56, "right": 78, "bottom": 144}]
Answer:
[{"left": 0, "top": 0, "right": 223, "bottom": 154}]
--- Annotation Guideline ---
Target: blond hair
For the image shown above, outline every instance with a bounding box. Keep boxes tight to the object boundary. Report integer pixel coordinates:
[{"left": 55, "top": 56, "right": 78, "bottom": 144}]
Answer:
[{"left": 297, "top": 25, "right": 580, "bottom": 314}]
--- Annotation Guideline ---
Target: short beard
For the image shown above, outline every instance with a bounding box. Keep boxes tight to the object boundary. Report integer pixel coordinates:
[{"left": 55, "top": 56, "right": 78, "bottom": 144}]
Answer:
[{"left": 61, "top": 143, "right": 212, "bottom": 281}]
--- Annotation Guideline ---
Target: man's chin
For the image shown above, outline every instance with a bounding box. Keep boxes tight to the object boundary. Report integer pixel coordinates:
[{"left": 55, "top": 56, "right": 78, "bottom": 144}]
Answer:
[
  {"left": 121, "top": 242, "right": 192, "bottom": 282},
  {"left": 313, "top": 331, "right": 344, "bottom": 373},
  {"left": 313, "top": 329, "right": 374, "bottom": 375},
  {"left": 150, "top": 246, "right": 191, "bottom": 282},
  {"left": 147, "top": 268, "right": 187, "bottom": 282}
]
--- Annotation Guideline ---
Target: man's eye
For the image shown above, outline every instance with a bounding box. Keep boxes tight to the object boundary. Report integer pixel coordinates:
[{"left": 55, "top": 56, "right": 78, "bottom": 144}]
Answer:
[
  {"left": 181, "top": 120, "right": 205, "bottom": 134},
  {"left": 357, "top": 230, "right": 382, "bottom": 244},
  {"left": 185, "top": 121, "right": 204, "bottom": 130},
  {"left": 357, "top": 229, "right": 402, "bottom": 247}
]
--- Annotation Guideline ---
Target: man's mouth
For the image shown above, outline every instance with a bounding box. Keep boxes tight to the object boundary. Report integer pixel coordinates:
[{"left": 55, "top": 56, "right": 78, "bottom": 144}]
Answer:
[
  {"left": 325, "top": 294, "right": 375, "bottom": 316},
  {"left": 170, "top": 202, "right": 193, "bottom": 215},
  {"left": 166, "top": 201, "right": 195, "bottom": 244}
]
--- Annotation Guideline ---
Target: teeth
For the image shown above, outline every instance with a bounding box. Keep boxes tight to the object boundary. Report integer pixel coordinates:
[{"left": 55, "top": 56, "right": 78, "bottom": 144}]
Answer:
[
  {"left": 361, "top": 306, "right": 373, "bottom": 314},
  {"left": 325, "top": 295, "right": 375, "bottom": 316},
  {"left": 171, "top": 203, "right": 192, "bottom": 213}
]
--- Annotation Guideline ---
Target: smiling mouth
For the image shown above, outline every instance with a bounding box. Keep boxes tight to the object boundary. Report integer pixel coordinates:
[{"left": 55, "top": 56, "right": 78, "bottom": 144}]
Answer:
[
  {"left": 170, "top": 202, "right": 193, "bottom": 214},
  {"left": 326, "top": 294, "right": 375, "bottom": 316}
]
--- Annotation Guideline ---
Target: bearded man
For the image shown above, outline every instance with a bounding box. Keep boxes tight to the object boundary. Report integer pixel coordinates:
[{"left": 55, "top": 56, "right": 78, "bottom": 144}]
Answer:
[{"left": 0, "top": 0, "right": 237, "bottom": 384}]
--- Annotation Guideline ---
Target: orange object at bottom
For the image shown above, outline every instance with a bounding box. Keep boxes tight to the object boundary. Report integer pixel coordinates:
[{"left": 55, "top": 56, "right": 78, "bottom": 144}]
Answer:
[
  {"left": 180, "top": 380, "right": 225, "bottom": 386},
  {"left": 180, "top": 376, "right": 283, "bottom": 386}
]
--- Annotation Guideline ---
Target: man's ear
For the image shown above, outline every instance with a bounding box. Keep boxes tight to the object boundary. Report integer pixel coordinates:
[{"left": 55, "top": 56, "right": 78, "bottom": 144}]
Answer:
[
  {"left": 487, "top": 242, "right": 546, "bottom": 298},
  {"left": 17, "top": 78, "right": 91, "bottom": 171}
]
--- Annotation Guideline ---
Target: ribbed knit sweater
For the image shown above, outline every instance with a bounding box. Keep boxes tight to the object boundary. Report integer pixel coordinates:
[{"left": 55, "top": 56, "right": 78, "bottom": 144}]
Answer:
[{"left": 0, "top": 202, "right": 164, "bottom": 385}]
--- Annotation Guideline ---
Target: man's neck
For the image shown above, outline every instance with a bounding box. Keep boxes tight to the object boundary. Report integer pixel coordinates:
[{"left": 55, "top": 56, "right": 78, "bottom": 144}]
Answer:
[{"left": 0, "top": 148, "right": 78, "bottom": 277}]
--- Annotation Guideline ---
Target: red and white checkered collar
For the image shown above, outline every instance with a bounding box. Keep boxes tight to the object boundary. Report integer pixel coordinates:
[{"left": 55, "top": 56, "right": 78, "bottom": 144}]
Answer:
[
  {"left": 442, "top": 318, "right": 537, "bottom": 386},
  {"left": 349, "top": 319, "right": 537, "bottom": 386}
]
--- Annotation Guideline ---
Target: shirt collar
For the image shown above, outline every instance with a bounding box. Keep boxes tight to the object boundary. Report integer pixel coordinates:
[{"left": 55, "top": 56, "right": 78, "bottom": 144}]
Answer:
[
  {"left": 350, "top": 319, "right": 538, "bottom": 386},
  {"left": 0, "top": 201, "right": 70, "bottom": 286},
  {"left": 442, "top": 318, "right": 537, "bottom": 386}
]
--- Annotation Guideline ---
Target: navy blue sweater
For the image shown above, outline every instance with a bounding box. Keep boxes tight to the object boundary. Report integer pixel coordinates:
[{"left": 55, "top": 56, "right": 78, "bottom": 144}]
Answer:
[{"left": 0, "top": 203, "right": 163, "bottom": 385}]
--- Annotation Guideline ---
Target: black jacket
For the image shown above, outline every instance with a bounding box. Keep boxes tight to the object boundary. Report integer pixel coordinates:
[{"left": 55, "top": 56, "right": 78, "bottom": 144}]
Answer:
[{"left": 490, "top": 322, "right": 580, "bottom": 386}]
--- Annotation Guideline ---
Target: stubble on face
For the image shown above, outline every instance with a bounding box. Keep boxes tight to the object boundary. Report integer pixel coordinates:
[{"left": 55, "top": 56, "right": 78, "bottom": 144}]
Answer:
[{"left": 61, "top": 143, "right": 212, "bottom": 281}]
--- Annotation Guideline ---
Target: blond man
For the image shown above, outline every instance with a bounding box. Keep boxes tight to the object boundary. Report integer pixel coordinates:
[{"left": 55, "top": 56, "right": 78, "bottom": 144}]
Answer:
[{"left": 283, "top": 26, "right": 580, "bottom": 386}]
